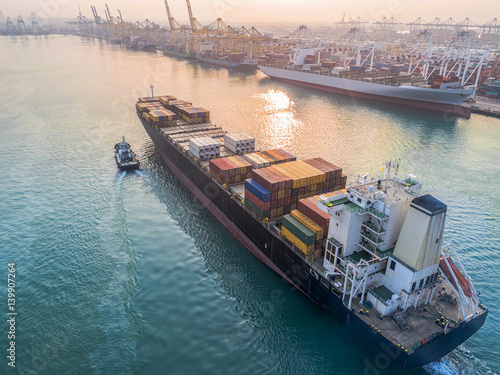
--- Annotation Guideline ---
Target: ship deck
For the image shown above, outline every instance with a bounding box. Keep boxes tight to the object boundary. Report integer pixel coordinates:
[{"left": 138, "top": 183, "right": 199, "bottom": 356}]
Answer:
[
  {"left": 308, "top": 254, "right": 487, "bottom": 354},
  {"left": 348, "top": 281, "right": 486, "bottom": 353},
  {"left": 260, "top": 63, "right": 431, "bottom": 88}
]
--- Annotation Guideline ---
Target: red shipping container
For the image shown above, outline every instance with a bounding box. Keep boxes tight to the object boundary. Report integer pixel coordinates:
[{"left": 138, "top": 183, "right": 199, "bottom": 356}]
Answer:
[
  {"left": 298, "top": 198, "right": 330, "bottom": 230},
  {"left": 245, "top": 189, "right": 271, "bottom": 211}
]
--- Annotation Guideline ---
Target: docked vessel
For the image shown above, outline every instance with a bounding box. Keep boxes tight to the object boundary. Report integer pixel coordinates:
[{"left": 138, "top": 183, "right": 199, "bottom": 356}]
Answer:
[
  {"left": 115, "top": 136, "right": 140, "bottom": 171},
  {"left": 259, "top": 29, "right": 488, "bottom": 118},
  {"left": 196, "top": 55, "right": 258, "bottom": 71},
  {"left": 137, "top": 95, "right": 487, "bottom": 369},
  {"left": 196, "top": 48, "right": 258, "bottom": 71},
  {"left": 259, "top": 63, "right": 474, "bottom": 117},
  {"left": 126, "top": 35, "right": 157, "bottom": 52},
  {"left": 161, "top": 45, "right": 197, "bottom": 59}
]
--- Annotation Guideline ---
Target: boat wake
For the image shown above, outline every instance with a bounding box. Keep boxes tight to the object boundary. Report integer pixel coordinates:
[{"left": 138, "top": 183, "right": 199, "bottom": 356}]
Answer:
[
  {"left": 133, "top": 169, "right": 147, "bottom": 178},
  {"left": 90, "top": 169, "right": 139, "bottom": 373},
  {"left": 116, "top": 170, "right": 127, "bottom": 185},
  {"left": 423, "top": 345, "right": 496, "bottom": 375}
]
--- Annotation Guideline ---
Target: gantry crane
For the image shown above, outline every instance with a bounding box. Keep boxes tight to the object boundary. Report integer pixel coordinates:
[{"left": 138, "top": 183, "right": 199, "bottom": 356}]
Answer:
[
  {"left": 186, "top": 0, "right": 203, "bottom": 33},
  {"left": 6, "top": 17, "right": 14, "bottom": 31},
  {"left": 165, "top": 0, "right": 186, "bottom": 44},
  {"left": 17, "top": 16, "right": 25, "bottom": 31},
  {"left": 66, "top": 6, "right": 94, "bottom": 35}
]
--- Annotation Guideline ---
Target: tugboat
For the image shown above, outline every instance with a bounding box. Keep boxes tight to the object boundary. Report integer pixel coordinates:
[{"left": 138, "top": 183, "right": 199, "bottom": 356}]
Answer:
[{"left": 114, "top": 136, "right": 140, "bottom": 171}]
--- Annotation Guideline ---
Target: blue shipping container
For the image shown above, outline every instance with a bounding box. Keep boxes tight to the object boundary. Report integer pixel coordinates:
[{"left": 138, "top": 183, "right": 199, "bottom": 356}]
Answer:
[{"left": 245, "top": 179, "right": 271, "bottom": 203}]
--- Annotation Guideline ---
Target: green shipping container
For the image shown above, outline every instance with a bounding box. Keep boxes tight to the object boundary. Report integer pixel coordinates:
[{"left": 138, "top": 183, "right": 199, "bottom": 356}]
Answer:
[
  {"left": 245, "top": 198, "right": 269, "bottom": 219},
  {"left": 282, "top": 214, "right": 316, "bottom": 245}
]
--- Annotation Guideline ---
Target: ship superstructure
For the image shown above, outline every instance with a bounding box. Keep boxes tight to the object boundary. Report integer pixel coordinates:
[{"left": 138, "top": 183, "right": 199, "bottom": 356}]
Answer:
[{"left": 315, "top": 169, "right": 485, "bottom": 359}]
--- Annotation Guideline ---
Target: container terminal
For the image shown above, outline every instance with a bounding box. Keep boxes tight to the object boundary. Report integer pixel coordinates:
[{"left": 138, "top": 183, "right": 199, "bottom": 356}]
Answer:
[
  {"left": 136, "top": 94, "right": 487, "bottom": 370},
  {"left": 6, "top": 2, "right": 499, "bottom": 111},
  {"left": 56, "top": 1, "right": 500, "bottom": 113}
]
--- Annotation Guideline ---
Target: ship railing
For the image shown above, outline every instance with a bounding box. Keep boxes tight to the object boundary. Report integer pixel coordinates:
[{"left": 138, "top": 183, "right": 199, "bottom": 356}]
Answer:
[
  {"left": 364, "top": 220, "right": 386, "bottom": 235},
  {"left": 360, "top": 231, "right": 384, "bottom": 245},
  {"left": 345, "top": 204, "right": 389, "bottom": 220}
]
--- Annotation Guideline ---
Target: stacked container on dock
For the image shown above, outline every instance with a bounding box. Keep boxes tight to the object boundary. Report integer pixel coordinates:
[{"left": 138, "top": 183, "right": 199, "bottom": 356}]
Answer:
[
  {"left": 209, "top": 156, "right": 253, "bottom": 185},
  {"left": 189, "top": 137, "right": 221, "bottom": 160},
  {"left": 224, "top": 132, "right": 255, "bottom": 154},
  {"left": 262, "top": 149, "right": 292, "bottom": 164}
]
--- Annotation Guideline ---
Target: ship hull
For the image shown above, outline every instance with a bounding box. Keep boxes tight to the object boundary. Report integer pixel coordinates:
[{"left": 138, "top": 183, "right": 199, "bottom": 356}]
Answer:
[
  {"left": 259, "top": 65, "right": 473, "bottom": 118},
  {"left": 196, "top": 56, "right": 257, "bottom": 71},
  {"left": 162, "top": 49, "right": 196, "bottom": 59},
  {"left": 139, "top": 116, "right": 486, "bottom": 369}
]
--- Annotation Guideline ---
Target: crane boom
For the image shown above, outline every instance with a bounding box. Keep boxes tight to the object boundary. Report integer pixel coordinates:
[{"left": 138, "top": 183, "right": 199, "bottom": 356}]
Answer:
[
  {"left": 186, "top": 0, "right": 195, "bottom": 30},
  {"left": 185, "top": 0, "right": 202, "bottom": 31},
  {"left": 164, "top": 0, "right": 176, "bottom": 31}
]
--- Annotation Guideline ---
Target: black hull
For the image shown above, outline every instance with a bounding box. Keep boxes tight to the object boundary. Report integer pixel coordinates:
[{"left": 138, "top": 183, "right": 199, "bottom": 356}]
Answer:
[{"left": 139, "top": 116, "right": 487, "bottom": 370}]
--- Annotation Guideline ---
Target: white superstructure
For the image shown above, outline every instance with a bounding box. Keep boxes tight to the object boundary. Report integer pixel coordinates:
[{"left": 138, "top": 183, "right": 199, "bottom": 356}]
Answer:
[{"left": 314, "top": 164, "right": 479, "bottom": 323}]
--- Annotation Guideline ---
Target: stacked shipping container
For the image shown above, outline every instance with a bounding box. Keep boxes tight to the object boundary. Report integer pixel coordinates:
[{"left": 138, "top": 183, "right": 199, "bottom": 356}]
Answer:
[
  {"left": 189, "top": 137, "right": 221, "bottom": 160},
  {"left": 280, "top": 194, "right": 333, "bottom": 258},
  {"left": 209, "top": 156, "right": 253, "bottom": 185},
  {"left": 244, "top": 179, "right": 271, "bottom": 219},
  {"left": 303, "top": 158, "right": 346, "bottom": 192},
  {"left": 243, "top": 149, "right": 296, "bottom": 169},
  {"left": 224, "top": 132, "right": 255, "bottom": 154},
  {"left": 247, "top": 159, "right": 347, "bottom": 220}
]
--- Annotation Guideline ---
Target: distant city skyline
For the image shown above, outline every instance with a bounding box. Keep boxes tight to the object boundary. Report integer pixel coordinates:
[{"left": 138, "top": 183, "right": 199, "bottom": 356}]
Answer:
[{"left": 0, "top": 0, "right": 498, "bottom": 27}]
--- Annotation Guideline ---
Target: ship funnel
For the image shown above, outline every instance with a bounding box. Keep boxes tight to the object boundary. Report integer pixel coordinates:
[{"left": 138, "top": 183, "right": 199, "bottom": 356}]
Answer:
[{"left": 393, "top": 194, "right": 447, "bottom": 271}]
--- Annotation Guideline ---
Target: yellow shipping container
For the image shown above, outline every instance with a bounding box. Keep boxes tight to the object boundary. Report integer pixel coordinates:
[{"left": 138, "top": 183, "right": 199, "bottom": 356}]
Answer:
[
  {"left": 282, "top": 227, "right": 314, "bottom": 256},
  {"left": 290, "top": 210, "right": 325, "bottom": 239},
  {"left": 277, "top": 190, "right": 285, "bottom": 200}
]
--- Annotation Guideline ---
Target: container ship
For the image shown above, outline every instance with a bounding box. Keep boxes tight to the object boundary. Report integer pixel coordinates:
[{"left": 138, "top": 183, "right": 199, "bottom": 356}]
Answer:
[
  {"left": 258, "top": 48, "right": 476, "bottom": 118},
  {"left": 196, "top": 49, "right": 258, "bottom": 71},
  {"left": 136, "top": 95, "right": 487, "bottom": 370},
  {"left": 161, "top": 45, "right": 197, "bottom": 59}
]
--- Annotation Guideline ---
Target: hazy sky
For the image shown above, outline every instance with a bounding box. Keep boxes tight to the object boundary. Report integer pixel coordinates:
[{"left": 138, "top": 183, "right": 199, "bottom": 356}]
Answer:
[{"left": 0, "top": 0, "right": 498, "bottom": 27}]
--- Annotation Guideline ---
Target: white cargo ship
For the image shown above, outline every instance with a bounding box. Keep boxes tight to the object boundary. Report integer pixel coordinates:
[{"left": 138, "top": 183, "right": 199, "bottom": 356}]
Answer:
[
  {"left": 259, "top": 29, "right": 487, "bottom": 118},
  {"left": 259, "top": 63, "right": 474, "bottom": 117}
]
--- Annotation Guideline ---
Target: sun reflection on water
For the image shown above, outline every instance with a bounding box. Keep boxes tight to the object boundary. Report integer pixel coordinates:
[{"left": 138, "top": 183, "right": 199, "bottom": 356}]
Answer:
[{"left": 254, "top": 89, "right": 303, "bottom": 151}]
